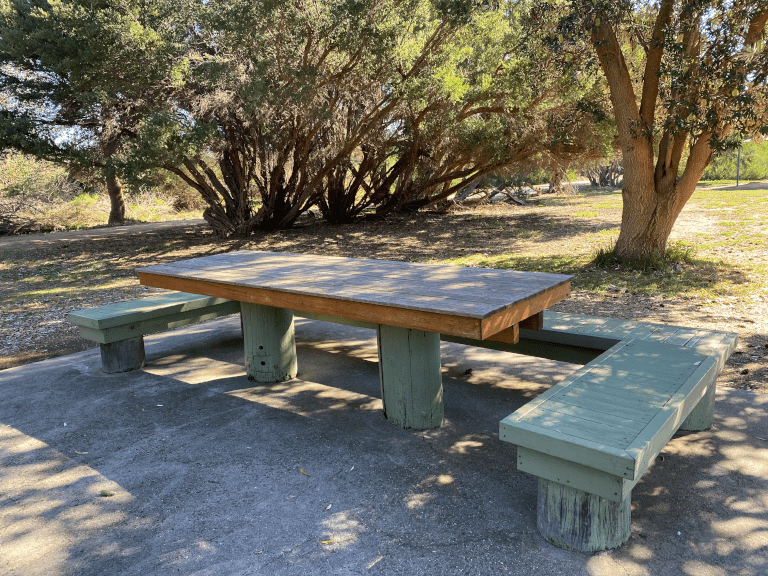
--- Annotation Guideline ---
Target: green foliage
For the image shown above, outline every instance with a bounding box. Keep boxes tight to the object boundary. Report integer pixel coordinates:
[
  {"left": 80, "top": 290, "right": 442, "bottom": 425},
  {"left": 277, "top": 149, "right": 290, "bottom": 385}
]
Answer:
[
  {"left": 0, "top": 153, "right": 82, "bottom": 202},
  {"left": 701, "top": 141, "right": 768, "bottom": 181},
  {"left": 70, "top": 193, "right": 98, "bottom": 209},
  {"left": 1, "top": 0, "right": 612, "bottom": 235},
  {"left": 0, "top": 151, "right": 202, "bottom": 233}
]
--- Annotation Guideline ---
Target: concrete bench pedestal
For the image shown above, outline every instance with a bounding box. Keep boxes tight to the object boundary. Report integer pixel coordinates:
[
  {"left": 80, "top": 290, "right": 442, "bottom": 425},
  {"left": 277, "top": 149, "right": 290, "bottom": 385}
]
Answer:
[
  {"left": 100, "top": 337, "right": 146, "bottom": 373},
  {"left": 537, "top": 478, "right": 631, "bottom": 552}
]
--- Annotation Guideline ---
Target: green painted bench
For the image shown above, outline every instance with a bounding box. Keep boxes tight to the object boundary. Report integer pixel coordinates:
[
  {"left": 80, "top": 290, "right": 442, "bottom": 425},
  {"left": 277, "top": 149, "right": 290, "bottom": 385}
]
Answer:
[
  {"left": 68, "top": 292, "right": 241, "bottom": 373},
  {"left": 498, "top": 312, "right": 738, "bottom": 552}
]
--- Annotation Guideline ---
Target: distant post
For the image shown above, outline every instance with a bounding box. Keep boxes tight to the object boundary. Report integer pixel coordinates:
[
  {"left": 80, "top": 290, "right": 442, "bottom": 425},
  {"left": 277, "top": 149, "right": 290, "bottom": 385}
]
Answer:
[{"left": 736, "top": 139, "right": 752, "bottom": 188}]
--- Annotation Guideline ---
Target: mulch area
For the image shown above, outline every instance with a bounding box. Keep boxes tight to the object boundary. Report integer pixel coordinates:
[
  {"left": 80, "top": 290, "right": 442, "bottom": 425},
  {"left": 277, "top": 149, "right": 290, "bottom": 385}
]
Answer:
[{"left": 1, "top": 204, "right": 765, "bottom": 392}]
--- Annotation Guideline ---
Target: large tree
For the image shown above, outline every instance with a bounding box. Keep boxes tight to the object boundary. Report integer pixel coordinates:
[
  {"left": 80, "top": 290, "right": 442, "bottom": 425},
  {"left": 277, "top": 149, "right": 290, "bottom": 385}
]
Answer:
[
  {"left": 1, "top": 0, "right": 611, "bottom": 235},
  {"left": 0, "top": 0, "right": 179, "bottom": 224},
  {"left": 547, "top": 0, "right": 768, "bottom": 260}
]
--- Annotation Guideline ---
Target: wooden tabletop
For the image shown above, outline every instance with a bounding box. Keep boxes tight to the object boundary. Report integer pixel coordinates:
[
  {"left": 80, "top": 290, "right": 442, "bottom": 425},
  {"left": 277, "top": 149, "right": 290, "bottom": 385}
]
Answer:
[{"left": 138, "top": 251, "right": 571, "bottom": 340}]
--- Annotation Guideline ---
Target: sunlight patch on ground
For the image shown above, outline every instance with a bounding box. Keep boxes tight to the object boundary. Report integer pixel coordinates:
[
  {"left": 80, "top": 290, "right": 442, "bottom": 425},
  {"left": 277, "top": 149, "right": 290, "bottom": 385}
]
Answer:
[
  {"left": 144, "top": 356, "right": 244, "bottom": 385},
  {"left": 227, "top": 380, "right": 381, "bottom": 418},
  {"left": 320, "top": 510, "right": 366, "bottom": 550}
]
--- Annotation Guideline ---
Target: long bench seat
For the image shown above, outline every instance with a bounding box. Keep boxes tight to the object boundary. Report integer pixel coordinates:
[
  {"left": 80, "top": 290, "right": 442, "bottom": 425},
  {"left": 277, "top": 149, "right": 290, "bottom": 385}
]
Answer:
[
  {"left": 68, "top": 292, "right": 241, "bottom": 373},
  {"left": 499, "top": 312, "right": 738, "bottom": 552}
]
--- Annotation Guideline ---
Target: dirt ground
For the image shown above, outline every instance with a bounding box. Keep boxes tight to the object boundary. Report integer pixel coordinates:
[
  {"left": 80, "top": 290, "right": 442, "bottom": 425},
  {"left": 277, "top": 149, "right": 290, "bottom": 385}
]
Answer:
[{"left": 1, "top": 186, "right": 767, "bottom": 392}]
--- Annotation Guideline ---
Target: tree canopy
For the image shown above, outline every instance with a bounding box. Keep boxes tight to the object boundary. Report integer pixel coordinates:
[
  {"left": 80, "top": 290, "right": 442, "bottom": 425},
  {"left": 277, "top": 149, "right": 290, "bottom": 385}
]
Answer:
[
  {"left": 546, "top": 0, "right": 768, "bottom": 259},
  {"left": 0, "top": 0, "right": 611, "bottom": 235}
]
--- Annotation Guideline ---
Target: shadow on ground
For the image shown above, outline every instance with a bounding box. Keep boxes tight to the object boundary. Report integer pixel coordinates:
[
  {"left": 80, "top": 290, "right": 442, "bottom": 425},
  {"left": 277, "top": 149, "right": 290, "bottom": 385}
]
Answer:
[{"left": 1, "top": 318, "right": 767, "bottom": 575}]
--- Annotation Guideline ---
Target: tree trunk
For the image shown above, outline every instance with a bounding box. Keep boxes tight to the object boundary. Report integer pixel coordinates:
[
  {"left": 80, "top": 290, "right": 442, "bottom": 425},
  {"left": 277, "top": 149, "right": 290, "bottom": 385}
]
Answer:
[
  {"left": 614, "top": 182, "right": 678, "bottom": 259},
  {"left": 613, "top": 134, "right": 712, "bottom": 261},
  {"left": 589, "top": 6, "right": 727, "bottom": 262},
  {"left": 106, "top": 175, "right": 126, "bottom": 225}
]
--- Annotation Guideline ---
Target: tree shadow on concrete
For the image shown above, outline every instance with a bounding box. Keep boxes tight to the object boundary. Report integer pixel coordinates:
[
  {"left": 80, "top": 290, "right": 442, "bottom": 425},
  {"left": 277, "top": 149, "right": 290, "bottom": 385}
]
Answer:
[{"left": 2, "top": 317, "right": 766, "bottom": 575}]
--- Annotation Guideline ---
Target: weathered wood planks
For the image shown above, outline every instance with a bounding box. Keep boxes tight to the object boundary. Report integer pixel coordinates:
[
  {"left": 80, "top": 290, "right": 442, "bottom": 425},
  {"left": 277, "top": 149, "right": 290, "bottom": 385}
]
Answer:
[
  {"left": 138, "top": 251, "right": 571, "bottom": 341},
  {"left": 241, "top": 303, "right": 297, "bottom": 382},
  {"left": 377, "top": 325, "right": 443, "bottom": 430},
  {"left": 500, "top": 311, "right": 738, "bottom": 551}
]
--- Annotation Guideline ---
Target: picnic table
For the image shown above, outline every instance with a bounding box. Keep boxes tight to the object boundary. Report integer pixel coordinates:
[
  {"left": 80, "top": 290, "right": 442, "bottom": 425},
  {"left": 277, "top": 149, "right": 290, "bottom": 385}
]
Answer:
[
  {"left": 137, "top": 250, "right": 572, "bottom": 430},
  {"left": 69, "top": 250, "right": 737, "bottom": 551}
]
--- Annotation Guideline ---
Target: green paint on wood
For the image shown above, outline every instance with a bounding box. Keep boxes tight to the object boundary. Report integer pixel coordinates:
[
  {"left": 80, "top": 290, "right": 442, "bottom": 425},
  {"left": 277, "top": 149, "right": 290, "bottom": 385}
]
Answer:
[
  {"left": 69, "top": 292, "right": 239, "bottom": 329},
  {"left": 377, "top": 324, "right": 443, "bottom": 430},
  {"left": 500, "top": 419, "right": 635, "bottom": 479},
  {"left": 679, "top": 381, "right": 715, "bottom": 431},
  {"left": 537, "top": 478, "right": 631, "bottom": 552},
  {"left": 518, "top": 447, "right": 634, "bottom": 503},
  {"left": 76, "top": 301, "right": 241, "bottom": 344},
  {"left": 679, "top": 383, "right": 715, "bottom": 431},
  {"left": 242, "top": 303, "right": 297, "bottom": 383}
]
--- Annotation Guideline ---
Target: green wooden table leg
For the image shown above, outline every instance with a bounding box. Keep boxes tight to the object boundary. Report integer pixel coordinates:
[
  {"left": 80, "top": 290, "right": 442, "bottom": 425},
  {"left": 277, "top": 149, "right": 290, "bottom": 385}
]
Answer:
[
  {"left": 537, "top": 478, "right": 631, "bottom": 552},
  {"left": 241, "top": 302, "right": 297, "bottom": 383},
  {"left": 377, "top": 324, "right": 443, "bottom": 430},
  {"left": 679, "top": 381, "right": 715, "bottom": 431}
]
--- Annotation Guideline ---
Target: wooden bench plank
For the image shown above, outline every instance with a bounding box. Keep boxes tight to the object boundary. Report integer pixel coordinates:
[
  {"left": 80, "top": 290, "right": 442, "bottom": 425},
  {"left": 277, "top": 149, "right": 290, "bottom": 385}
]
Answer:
[
  {"left": 686, "top": 330, "right": 734, "bottom": 351},
  {"left": 624, "top": 356, "right": 721, "bottom": 480},
  {"left": 69, "top": 292, "right": 238, "bottom": 330},
  {"left": 558, "top": 380, "right": 676, "bottom": 409},
  {"left": 515, "top": 406, "right": 639, "bottom": 448},
  {"left": 597, "top": 323, "right": 663, "bottom": 340},
  {"left": 69, "top": 292, "right": 243, "bottom": 371},
  {"left": 518, "top": 447, "right": 635, "bottom": 503},
  {"left": 648, "top": 327, "right": 701, "bottom": 346},
  {"left": 545, "top": 314, "right": 614, "bottom": 334},
  {"left": 548, "top": 389, "right": 655, "bottom": 425},
  {"left": 499, "top": 419, "right": 636, "bottom": 479},
  {"left": 529, "top": 400, "right": 649, "bottom": 433},
  {"left": 506, "top": 340, "right": 713, "bottom": 451},
  {"left": 76, "top": 300, "right": 241, "bottom": 344}
]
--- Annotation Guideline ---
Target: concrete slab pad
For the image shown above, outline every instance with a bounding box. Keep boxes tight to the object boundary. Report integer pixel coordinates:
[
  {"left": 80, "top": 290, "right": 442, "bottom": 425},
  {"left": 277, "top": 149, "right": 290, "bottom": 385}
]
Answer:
[{"left": 1, "top": 317, "right": 767, "bottom": 575}]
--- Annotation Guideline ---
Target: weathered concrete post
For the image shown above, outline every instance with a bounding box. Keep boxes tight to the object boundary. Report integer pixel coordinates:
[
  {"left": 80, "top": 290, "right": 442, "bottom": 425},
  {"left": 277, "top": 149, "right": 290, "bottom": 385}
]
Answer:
[
  {"left": 241, "top": 302, "right": 297, "bottom": 382},
  {"left": 377, "top": 324, "right": 443, "bottom": 430}
]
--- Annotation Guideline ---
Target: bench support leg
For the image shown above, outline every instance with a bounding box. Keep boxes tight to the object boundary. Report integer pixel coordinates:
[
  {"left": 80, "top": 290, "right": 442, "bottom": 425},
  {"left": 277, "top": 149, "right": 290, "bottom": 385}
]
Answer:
[
  {"left": 377, "top": 325, "right": 443, "bottom": 430},
  {"left": 100, "top": 337, "right": 145, "bottom": 373},
  {"left": 242, "top": 303, "right": 297, "bottom": 383},
  {"left": 679, "top": 381, "right": 716, "bottom": 431},
  {"left": 537, "top": 478, "right": 631, "bottom": 552}
]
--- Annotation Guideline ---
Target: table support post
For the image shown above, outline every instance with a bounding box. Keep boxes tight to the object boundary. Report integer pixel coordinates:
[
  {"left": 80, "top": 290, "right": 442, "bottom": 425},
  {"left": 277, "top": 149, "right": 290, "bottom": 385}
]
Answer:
[
  {"left": 241, "top": 302, "right": 297, "bottom": 383},
  {"left": 377, "top": 325, "right": 443, "bottom": 430}
]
